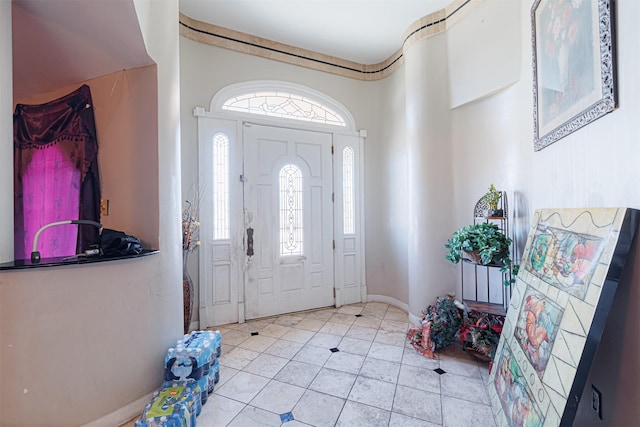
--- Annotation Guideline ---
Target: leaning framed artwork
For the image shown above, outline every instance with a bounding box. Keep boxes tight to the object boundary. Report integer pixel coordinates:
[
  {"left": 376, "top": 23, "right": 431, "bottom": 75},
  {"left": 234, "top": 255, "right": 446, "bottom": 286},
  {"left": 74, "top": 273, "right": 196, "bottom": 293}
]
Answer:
[
  {"left": 532, "top": 0, "right": 617, "bottom": 151},
  {"left": 488, "top": 208, "right": 639, "bottom": 426}
]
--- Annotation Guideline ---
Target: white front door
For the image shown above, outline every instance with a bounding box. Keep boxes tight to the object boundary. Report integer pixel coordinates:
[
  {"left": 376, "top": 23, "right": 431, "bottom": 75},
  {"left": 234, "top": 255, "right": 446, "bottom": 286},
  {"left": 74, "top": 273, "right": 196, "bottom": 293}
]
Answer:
[{"left": 243, "top": 123, "right": 335, "bottom": 319}]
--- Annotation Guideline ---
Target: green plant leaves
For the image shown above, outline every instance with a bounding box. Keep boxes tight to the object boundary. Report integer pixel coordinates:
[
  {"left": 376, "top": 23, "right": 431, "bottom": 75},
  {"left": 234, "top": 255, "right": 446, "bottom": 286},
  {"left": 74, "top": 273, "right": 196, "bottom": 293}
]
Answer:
[
  {"left": 485, "top": 184, "right": 502, "bottom": 206},
  {"left": 445, "top": 222, "right": 516, "bottom": 286}
]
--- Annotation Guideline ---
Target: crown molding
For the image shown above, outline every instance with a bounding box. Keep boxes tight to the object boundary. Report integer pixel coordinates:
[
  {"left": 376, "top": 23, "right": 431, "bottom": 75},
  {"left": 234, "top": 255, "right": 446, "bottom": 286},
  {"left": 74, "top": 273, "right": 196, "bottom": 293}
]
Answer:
[{"left": 179, "top": 0, "right": 482, "bottom": 81}]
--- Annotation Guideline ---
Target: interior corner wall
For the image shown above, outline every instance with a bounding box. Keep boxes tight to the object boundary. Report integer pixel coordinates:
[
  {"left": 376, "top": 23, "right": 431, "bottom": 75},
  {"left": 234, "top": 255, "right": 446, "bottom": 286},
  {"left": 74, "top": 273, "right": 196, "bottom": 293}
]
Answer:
[
  {"left": 0, "top": 0, "right": 12, "bottom": 263},
  {"left": 404, "top": 33, "right": 456, "bottom": 322},
  {"left": 363, "top": 71, "right": 410, "bottom": 304},
  {"left": 449, "top": 0, "right": 640, "bottom": 424}
]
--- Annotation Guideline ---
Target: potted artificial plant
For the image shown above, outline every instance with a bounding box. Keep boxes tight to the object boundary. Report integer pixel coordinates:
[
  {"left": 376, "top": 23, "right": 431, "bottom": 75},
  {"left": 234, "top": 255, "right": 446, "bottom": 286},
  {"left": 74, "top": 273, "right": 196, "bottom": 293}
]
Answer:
[
  {"left": 445, "top": 222, "right": 516, "bottom": 286},
  {"left": 484, "top": 184, "right": 503, "bottom": 217}
]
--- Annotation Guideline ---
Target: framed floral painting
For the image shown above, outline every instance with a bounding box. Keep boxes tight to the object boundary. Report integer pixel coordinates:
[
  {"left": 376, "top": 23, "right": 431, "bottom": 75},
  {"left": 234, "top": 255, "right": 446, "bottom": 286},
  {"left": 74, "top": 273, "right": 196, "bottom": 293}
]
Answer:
[{"left": 532, "top": 0, "right": 617, "bottom": 151}]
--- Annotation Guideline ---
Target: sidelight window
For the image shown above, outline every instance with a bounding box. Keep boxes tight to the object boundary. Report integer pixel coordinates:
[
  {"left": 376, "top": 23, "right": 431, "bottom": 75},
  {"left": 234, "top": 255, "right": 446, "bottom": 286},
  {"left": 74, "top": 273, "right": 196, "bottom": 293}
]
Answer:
[
  {"left": 213, "top": 133, "right": 230, "bottom": 240},
  {"left": 342, "top": 146, "right": 355, "bottom": 235}
]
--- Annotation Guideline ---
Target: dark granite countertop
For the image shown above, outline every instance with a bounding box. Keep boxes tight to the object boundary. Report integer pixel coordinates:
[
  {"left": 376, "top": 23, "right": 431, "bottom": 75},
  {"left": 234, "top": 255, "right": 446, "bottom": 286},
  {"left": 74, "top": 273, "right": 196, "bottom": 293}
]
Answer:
[{"left": 0, "top": 249, "right": 159, "bottom": 270}]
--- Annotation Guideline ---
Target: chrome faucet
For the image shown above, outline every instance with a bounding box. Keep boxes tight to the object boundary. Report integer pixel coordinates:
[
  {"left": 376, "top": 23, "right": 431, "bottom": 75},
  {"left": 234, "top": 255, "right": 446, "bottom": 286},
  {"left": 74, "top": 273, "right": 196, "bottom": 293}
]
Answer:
[{"left": 31, "top": 220, "right": 102, "bottom": 263}]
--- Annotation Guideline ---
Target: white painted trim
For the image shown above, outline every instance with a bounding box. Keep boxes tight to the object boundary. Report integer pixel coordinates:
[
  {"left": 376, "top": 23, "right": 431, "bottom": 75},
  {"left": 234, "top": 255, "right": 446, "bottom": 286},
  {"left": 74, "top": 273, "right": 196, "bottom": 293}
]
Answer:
[
  {"left": 238, "top": 302, "right": 245, "bottom": 324},
  {"left": 194, "top": 110, "right": 360, "bottom": 138},
  {"left": 358, "top": 134, "right": 366, "bottom": 304},
  {"left": 335, "top": 286, "right": 342, "bottom": 308},
  {"left": 81, "top": 391, "right": 155, "bottom": 427},
  {"left": 366, "top": 294, "right": 409, "bottom": 313}
]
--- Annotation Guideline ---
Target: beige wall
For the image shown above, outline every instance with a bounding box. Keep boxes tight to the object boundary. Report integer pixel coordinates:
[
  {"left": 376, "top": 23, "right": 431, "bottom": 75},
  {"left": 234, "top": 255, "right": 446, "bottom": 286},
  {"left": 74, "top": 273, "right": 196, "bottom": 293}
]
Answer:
[
  {"left": 0, "top": 1, "right": 183, "bottom": 425},
  {"left": 450, "top": 0, "right": 640, "bottom": 424}
]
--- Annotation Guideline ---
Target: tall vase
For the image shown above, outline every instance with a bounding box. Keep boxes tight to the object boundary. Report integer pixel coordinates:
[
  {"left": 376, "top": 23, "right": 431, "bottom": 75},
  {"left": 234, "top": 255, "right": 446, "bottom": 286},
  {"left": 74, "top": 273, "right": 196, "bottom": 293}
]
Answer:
[{"left": 183, "top": 252, "right": 194, "bottom": 334}]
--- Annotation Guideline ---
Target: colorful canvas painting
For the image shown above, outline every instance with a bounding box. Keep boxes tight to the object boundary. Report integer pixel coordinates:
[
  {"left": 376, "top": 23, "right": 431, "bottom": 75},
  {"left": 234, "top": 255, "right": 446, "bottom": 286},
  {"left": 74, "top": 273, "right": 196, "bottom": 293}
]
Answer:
[
  {"left": 494, "top": 342, "right": 544, "bottom": 426},
  {"left": 514, "top": 287, "right": 563, "bottom": 378},
  {"left": 488, "top": 208, "right": 639, "bottom": 426},
  {"left": 527, "top": 225, "right": 604, "bottom": 300}
]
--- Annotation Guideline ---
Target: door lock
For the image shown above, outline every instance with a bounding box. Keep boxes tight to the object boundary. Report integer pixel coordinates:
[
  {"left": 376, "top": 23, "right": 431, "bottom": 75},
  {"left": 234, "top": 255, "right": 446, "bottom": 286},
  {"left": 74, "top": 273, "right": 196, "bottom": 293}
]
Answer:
[{"left": 246, "top": 227, "right": 254, "bottom": 256}]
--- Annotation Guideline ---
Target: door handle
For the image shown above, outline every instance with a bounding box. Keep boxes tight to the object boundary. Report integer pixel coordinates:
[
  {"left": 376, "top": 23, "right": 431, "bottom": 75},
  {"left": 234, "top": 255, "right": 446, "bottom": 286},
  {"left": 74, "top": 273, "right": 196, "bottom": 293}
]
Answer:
[{"left": 246, "top": 227, "right": 254, "bottom": 256}]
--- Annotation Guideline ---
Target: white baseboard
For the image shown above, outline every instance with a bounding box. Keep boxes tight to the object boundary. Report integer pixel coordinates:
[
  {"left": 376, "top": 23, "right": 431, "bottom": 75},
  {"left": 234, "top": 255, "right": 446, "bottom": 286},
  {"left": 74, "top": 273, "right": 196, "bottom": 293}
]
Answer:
[
  {"left": 366, "top": 294, "right": 422, "bottom": 326},
  {"left": 366, "top": 294, "right": 409, "bottom": 312},
  {"left": 81, "top": 391, "right": 155, "bottom": 427}
]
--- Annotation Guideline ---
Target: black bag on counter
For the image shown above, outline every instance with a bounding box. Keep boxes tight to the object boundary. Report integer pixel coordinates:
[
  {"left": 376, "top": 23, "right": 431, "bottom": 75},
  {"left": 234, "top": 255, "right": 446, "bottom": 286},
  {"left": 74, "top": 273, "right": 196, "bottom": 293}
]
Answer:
[{"left": 99, "top": 228, "right": 143, "bottom": 256}]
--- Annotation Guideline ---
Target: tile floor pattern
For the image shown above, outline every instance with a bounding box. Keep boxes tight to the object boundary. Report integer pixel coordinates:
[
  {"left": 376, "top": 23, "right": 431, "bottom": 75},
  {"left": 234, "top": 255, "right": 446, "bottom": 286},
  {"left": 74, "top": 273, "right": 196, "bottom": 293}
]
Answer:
[{"left": 124, "top": 302, "right": 497, "bottom": 427}]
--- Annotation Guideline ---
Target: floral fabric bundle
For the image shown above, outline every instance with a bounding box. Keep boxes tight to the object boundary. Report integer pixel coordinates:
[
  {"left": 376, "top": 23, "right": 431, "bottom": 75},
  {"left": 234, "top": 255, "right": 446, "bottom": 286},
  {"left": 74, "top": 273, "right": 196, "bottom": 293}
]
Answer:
[{"left": 407, "top": 295, "right": 463, "bottom": 359}]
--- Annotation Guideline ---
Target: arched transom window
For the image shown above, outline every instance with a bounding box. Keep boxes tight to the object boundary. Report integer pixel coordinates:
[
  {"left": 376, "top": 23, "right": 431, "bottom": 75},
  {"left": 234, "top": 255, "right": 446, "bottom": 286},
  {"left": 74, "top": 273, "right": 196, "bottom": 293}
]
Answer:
[
  {"left": 279, "top": 164, "right": 303, "bottom": 256},
  {"left": 222, "top": 91, "right": 347, "bottom": 127}
]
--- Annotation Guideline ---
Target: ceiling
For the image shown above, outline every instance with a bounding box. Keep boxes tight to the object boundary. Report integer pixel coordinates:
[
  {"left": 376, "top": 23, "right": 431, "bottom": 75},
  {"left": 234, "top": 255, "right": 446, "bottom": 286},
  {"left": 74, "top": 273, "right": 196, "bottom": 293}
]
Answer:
[{"left": 179, "top": 0, "right": 453, "bottom": 64}]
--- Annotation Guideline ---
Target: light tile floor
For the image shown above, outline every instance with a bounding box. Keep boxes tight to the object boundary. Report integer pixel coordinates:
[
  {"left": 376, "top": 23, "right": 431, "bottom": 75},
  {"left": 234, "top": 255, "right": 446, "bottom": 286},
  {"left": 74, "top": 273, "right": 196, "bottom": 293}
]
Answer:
[{"left": 125, "top": 302, "right": 497, "bottom": 427}]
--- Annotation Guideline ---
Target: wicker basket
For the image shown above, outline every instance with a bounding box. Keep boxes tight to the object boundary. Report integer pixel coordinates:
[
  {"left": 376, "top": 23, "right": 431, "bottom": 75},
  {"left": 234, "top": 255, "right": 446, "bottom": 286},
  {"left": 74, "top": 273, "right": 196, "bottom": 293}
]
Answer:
[
  {"left": 463, "top": 342, "right": 493, "bottom": 362},
  {"left": 462, "top": 250, "right": 484, "bottom": 264}
]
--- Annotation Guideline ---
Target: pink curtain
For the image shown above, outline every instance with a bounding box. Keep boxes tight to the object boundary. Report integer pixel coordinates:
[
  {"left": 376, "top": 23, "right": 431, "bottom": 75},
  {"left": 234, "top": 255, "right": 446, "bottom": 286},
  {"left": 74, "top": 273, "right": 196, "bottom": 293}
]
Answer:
[
  {"left": 14, "top": 85, "right": 101, "bottom": 260},
  {"left": 21, "top": 146, "right": 81, "bottom": 258}
]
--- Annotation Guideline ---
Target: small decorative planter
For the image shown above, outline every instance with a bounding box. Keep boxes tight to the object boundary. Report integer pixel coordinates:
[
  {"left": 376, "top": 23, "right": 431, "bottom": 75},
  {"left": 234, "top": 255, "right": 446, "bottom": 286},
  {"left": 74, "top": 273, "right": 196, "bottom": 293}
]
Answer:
[
  {"left": 484, "top": 184, "right": 502, "bottom": 218},
  {"left": 486, "top": 208, "right": 504, "bottom": 218}
]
